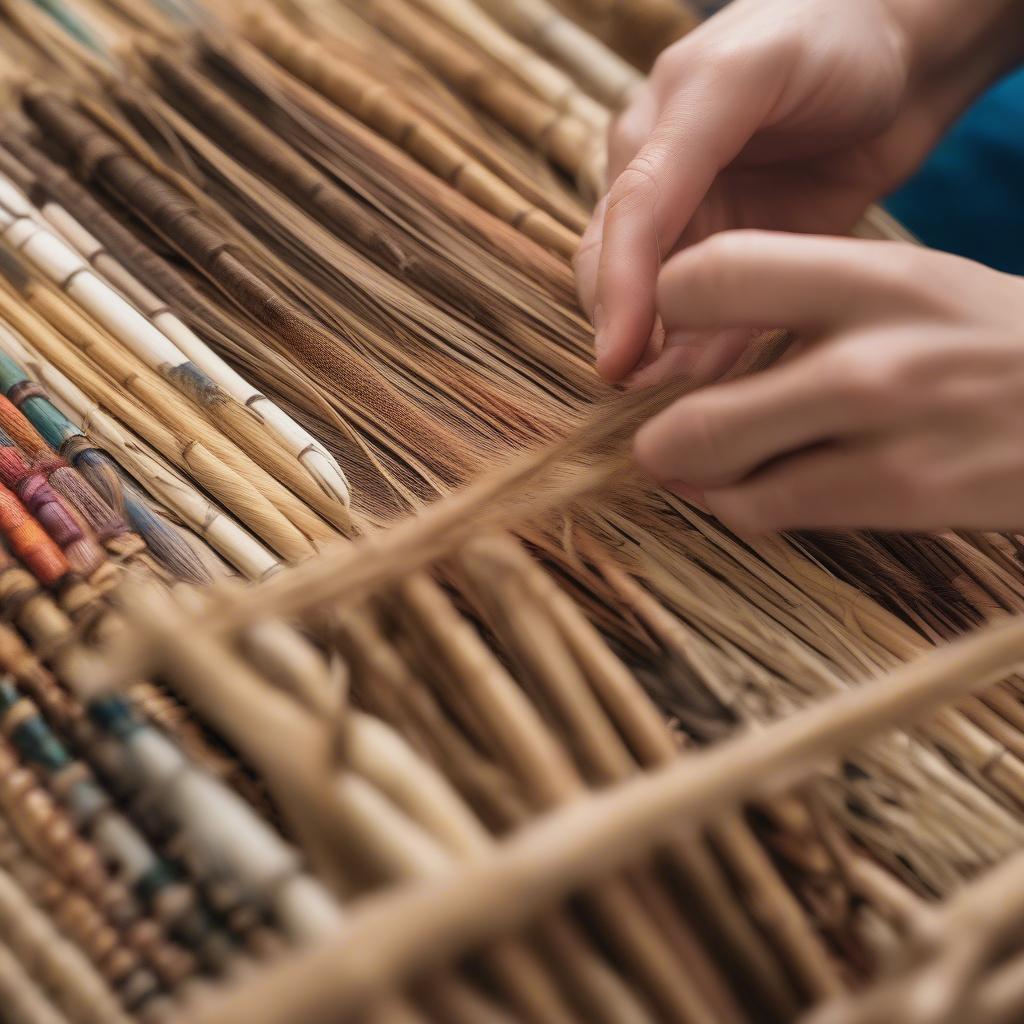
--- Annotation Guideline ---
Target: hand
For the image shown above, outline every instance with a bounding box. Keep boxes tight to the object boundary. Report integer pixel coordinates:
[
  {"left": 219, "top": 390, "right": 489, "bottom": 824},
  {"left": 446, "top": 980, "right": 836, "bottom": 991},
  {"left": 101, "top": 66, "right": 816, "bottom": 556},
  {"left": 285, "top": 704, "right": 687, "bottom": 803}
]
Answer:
[
  {"left": 634, "top": 232, "right": 1024, "bottom": 533},
  {"left": 577, "top": 0, "right": 1024, "bottom": 383}
]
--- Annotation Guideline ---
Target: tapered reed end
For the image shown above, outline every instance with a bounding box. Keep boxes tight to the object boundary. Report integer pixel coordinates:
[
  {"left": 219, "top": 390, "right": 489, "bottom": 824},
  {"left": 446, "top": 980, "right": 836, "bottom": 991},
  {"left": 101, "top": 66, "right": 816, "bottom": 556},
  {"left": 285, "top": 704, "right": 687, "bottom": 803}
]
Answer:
[
  {"left": 300, "top": 449, "right": 351, "bottom": 508},
  {"left": 122, "top": 491, "right": 215, "bottom": 585}
]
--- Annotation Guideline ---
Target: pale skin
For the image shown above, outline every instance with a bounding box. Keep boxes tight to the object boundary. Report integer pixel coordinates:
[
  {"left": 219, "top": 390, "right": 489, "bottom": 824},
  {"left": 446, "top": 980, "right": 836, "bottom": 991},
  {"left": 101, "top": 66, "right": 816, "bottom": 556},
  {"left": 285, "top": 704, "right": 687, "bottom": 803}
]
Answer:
[{"left": 576, "top": 0, "right": 1024, "bottom": 532}]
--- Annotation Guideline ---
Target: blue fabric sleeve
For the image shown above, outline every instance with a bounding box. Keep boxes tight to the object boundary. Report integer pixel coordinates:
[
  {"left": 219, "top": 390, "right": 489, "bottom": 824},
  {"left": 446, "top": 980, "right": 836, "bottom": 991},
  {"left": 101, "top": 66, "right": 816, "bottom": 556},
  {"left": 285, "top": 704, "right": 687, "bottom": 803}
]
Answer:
[{"left": 885, "top": 68, "right": 1024, "bottom": 275}]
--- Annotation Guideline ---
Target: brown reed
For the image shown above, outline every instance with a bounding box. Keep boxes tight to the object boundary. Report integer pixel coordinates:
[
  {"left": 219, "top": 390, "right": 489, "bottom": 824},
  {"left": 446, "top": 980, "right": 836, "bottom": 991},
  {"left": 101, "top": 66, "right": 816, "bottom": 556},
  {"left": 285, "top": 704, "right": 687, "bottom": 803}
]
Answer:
[
  {"left": 244, "top": 8, "right": 581, "bottom": 257},
  {"left": 23, "top": 90, "right": 489, "bottom": 493},
  {"left": 339, "top": 0, "right": 600, "bottom": 185}
]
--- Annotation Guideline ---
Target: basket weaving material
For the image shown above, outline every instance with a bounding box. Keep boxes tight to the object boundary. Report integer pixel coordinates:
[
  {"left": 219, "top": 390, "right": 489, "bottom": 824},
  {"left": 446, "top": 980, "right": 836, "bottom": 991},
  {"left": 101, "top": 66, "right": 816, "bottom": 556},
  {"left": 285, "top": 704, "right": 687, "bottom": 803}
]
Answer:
[{"left": 0, "top": 2, "right": 1018, "bottom": 1024}]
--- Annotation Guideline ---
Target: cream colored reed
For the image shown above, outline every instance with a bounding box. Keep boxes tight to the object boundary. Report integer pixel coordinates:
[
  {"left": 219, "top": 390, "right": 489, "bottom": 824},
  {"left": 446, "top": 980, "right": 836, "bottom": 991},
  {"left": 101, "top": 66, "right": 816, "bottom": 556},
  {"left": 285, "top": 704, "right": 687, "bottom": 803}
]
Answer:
[
  {"left": 37, "top": 190, "right": 350, "bottom": 506},
  {"left": 0, "top": 320, "right": 281, "bottom": 581},
  {"left": 0, "top": 175, "right": 352, "bottom": 528},
  {"left": 472, "top": 0, "right": 642, "bottom": 109}
]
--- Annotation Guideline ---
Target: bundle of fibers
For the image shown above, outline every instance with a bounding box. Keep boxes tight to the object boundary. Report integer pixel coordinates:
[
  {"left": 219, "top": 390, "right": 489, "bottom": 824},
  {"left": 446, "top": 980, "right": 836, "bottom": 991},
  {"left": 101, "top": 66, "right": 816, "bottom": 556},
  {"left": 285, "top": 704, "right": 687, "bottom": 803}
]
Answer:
[
  {"left": 14, "top": 0, "right": 1024, "bottom": 888},
  {"left": 4, "top": 4, "right": 1024, "bottom": 1024}
]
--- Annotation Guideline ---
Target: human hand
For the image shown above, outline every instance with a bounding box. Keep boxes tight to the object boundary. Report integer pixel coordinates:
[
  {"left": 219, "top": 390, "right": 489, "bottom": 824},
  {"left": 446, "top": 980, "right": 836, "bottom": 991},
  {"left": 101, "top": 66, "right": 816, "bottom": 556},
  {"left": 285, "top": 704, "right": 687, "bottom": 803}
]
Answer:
[
  {"left": 577, "top": 0, "right": 1024, "bottom": 383},
  {"left": 634, "top": 232, "right": 1024, "bottom": 533}
]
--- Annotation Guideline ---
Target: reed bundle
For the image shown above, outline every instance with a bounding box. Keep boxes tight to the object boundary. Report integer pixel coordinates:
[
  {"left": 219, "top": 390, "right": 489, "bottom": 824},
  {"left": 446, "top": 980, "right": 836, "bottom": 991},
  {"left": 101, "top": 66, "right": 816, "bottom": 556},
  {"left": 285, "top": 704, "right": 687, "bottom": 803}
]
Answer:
[
  {"left": 0, "top": 3, "right": 1018, "bottom": 1024},
  {"left": 547, "top": 0, "right": 699, "bottom": 70}
]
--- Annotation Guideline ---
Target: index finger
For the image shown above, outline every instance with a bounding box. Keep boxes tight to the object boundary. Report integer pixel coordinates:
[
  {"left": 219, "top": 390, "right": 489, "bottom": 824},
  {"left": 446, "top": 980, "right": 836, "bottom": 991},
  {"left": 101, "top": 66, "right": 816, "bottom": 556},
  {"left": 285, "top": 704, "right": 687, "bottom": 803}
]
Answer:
[{"left": 593, "top": 66, "right": 777, "bottom": 382}]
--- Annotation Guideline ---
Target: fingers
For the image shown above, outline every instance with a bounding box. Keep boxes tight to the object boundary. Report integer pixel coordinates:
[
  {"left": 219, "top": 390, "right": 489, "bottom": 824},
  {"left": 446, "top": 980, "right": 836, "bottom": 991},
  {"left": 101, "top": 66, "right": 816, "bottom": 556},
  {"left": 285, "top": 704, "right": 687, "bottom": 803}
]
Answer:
[
  {"left": 634, "top": 346, "right": 889, "bottom": 487},
  {"left": 625, "top": 327, "right": 754, "bottom": 390},
  {"left": 607, "top": 88, "right": 657, "bottom": 187},
  {"left": 657, "top": 232, "right": 916, "bottom": 332},
  {"left": 573, "top": 195, "right": 606, "bottom": 317},
  {"left": 591, "top": 67, "right": 777, "bottom": 381},
  {"left": 688, "top": 441, "right": 922, "bottom": 533},
  {"left": 576, "top": 90, "right": 656, "bottom": 323}
]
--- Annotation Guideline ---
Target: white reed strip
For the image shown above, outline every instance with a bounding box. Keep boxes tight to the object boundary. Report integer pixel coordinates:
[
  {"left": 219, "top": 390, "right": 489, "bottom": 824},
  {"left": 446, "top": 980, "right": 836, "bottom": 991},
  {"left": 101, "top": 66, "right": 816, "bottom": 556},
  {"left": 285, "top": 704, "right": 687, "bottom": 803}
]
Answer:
[
  {"left": 37, "top": 194, "right": 350, "bottom": 506},
  {"left": 0, "top": 865, "right": 130, "bottom": 1024},
  {"left": 179, "top": 614, "right": 1024, "bottom": 1024},
  {"left": 0, "top": 175, "right": 351, "bottom": 510},
  {"left": 404, "top": 0, "right": 610, "bottom": 131},
  {"left": 473, "top": 0, "right": 642, "bottom": 108},
  {"left": 0, "top": 319, "right": 281, "bottom": 582}
]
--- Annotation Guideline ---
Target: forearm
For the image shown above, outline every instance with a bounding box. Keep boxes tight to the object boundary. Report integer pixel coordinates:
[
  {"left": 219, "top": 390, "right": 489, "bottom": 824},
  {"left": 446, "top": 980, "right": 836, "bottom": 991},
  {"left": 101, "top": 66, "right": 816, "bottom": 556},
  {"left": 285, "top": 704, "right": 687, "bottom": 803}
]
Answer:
[{"left": 888, "top": 0, "right": 1024, "bottom": 98}]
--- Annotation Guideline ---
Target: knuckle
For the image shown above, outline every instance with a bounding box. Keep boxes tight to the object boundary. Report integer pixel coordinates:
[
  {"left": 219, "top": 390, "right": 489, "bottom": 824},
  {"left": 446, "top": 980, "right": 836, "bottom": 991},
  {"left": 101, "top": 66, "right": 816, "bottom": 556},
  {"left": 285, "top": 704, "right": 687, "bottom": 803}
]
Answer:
[
  {"left": 606, "top": 159, "right": 660, "bottom": 217},
  {"left": 682, "top": 233, "right": 749, "bottom": 301},
  {"left": 822, "top": 348, "right": 899, "bottom": 401}
]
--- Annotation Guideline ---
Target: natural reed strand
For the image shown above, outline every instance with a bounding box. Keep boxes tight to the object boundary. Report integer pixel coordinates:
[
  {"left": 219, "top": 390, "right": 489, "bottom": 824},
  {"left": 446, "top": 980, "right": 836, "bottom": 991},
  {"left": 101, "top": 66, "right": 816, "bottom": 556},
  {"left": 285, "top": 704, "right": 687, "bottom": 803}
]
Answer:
[{"left": 244, "top": 9, "right": 581, "bottom": 258}]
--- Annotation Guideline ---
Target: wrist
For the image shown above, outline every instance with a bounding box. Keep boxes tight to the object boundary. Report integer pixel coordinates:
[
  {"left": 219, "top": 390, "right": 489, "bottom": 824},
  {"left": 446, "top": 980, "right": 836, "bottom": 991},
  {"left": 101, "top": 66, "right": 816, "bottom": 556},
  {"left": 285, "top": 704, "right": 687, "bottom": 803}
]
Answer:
[{"left": 885, "top": 0, "right": 1024, "bottom": 88}]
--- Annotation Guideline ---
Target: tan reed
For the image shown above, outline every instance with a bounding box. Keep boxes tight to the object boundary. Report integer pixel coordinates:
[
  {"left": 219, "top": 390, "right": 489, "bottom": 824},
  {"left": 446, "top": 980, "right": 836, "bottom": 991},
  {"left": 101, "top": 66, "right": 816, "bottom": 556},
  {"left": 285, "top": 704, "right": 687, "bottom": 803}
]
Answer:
[
  {"left": 283, "top": 3, "right": 590, "bottom": 230},
  {"left": 0, "top": 816, "right": 167, "bottom": 1016},
  {"left": 471, "top": 0, "right": 643, "bottom": 109},
  {"left": 243, "top": 8, "right": 581, "bottom": 258},
  {"left": 549, "top": 0, "right": 699, "bottom": 69},
  {"left": 398, "top": 0, "right": 610, "bottom": 130},
  {"left": 342, "top": 0, "right": 602, "bottom": 187},
  {"left": 0, "top": 863, "right": 132, "bottom": 1024},
  {"left": 0, "top": 938, "right": 73, "bottom": 1024},
  {"left": 0, "top": 270, "right": 327, "bottom": 561}
]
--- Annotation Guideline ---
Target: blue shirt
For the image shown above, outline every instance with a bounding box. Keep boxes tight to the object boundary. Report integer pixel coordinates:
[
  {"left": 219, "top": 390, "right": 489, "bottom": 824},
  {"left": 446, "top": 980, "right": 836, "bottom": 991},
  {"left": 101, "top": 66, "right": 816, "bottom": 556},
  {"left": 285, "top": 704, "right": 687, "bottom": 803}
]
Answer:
[{"left": 886, "top": 68, "right": 1024, "bottom": 275}]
